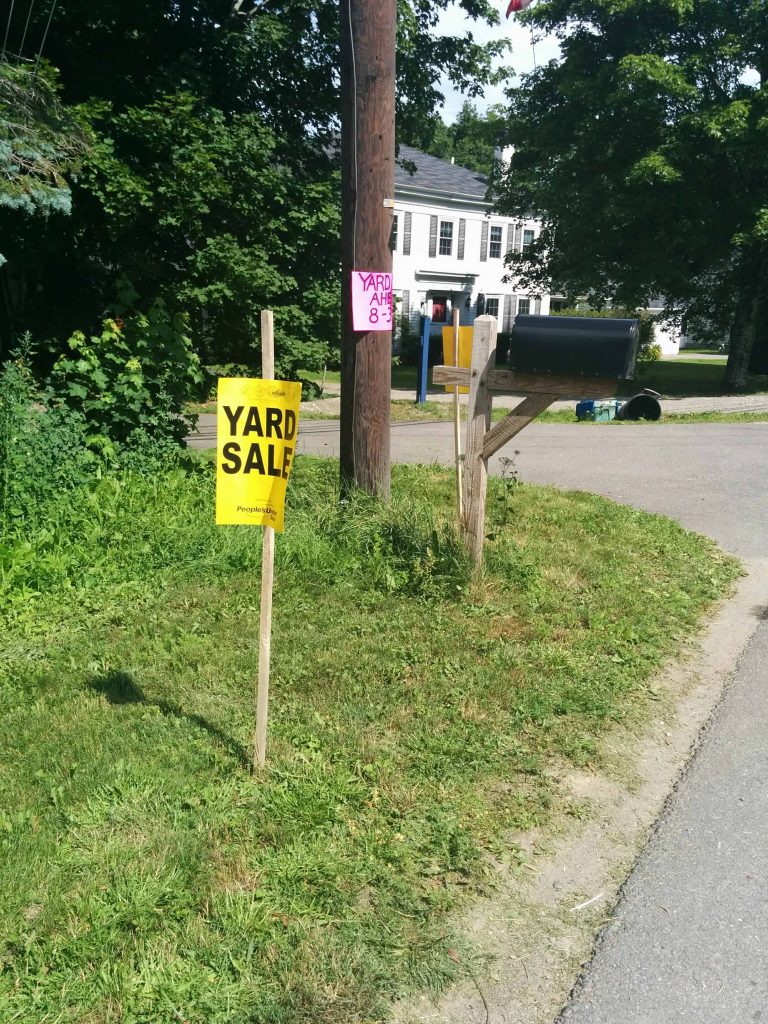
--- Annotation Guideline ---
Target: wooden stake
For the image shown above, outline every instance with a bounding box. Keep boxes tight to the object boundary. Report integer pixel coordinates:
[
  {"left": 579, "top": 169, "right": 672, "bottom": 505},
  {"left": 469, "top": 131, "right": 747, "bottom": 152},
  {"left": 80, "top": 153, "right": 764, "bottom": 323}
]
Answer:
[
  {"left": 255, "top": 309, "right": 276, "bottom": 770},
  {"left": 462, "top": 315, "right": 497, "bottom": 567},
  {"left": 432, "top": 335, "right": 622, "bottom": 567},
  {"left": 452, "top": 307, "right": 464, "bottom": 523}
]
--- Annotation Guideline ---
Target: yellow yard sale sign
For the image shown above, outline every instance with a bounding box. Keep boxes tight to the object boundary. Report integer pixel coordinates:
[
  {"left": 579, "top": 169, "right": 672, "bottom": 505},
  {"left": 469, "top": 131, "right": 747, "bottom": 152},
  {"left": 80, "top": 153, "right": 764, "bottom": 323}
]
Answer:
[{"left": 216, "top": 377, "right": 302, "bottom": 531}]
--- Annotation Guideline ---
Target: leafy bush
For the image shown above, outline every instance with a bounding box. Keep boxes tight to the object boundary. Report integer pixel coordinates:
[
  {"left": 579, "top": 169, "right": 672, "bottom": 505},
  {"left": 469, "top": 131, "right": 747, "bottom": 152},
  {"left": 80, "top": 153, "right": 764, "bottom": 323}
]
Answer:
[
  {"left": 48, "top": 298, "right": 203, "bottom": 448},
  {"left": 639, "top": 342, "right": 662, "bottom": 363},
  {"left": 201, "top": 363, "right": 259, "bottom": 402},
  {"left": 0, "top": 338, "right": 190, "bottom": 539},
  {"left": 297, "top": 376, "right": 323, "bottom": 400},
  {"left": 0, "top": 348, "right": 96, "bottom": 530},
  {"left": 397, "top": 314, "right": 421, "bottom": 366},
  {"left": 552, "top": 307, "right": 657, "bottom": 358}
]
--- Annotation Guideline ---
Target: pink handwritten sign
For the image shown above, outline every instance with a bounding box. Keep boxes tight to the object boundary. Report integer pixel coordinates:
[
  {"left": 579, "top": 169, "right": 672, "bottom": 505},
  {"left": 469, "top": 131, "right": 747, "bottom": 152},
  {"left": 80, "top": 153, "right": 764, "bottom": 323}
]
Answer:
[{"left": 351, "top": 271, "right": 393, "bottom": 332}]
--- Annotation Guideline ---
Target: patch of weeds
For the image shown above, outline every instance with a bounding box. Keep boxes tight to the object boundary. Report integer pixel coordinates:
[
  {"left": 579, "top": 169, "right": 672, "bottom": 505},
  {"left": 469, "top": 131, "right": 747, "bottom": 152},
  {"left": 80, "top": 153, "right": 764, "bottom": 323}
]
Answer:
[{"left": 492, "top": 451, "right": 521, "bottom": 529}]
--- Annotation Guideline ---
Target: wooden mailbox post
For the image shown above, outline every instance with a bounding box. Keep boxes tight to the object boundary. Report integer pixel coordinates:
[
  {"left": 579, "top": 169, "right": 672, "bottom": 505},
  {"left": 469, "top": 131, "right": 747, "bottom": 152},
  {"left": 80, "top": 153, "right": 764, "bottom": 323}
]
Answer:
[{"left": 433, "top": 314, "right": 639, "bottom": 566}]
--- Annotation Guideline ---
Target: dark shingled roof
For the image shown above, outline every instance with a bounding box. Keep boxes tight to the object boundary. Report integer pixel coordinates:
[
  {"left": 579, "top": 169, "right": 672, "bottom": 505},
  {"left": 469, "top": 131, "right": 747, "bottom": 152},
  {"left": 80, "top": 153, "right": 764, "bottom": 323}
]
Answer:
[{"left": 395, "top": 144, "right": 488, "bottom": 199}]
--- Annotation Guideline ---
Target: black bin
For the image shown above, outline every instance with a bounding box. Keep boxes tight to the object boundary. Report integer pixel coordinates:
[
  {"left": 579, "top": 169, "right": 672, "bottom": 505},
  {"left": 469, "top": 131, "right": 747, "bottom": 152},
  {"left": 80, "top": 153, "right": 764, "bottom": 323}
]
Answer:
[
  {"left": 616, "top": 390, "right": 662, "bottom": 421},
  {"left": 509, "top": 315, "right": 640, "bottom": 380}
]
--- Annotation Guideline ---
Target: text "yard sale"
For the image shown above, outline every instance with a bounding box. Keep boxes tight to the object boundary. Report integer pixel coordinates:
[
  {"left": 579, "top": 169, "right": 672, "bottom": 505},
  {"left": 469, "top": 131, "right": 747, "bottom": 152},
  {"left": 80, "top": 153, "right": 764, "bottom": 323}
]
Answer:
[{"left": 216, "top": 377, "right": 302, "bottom": 531}]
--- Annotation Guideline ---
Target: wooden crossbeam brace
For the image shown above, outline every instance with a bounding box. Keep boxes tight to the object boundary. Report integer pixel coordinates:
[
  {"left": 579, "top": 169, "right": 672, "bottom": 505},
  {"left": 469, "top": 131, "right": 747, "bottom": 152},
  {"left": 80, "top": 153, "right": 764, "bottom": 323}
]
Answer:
[
  {"left": 433, "top": 364, "right": 617, "bottom": 399},
  {"left": 482, "top": 393, "right": 558, "bottom": 460}
]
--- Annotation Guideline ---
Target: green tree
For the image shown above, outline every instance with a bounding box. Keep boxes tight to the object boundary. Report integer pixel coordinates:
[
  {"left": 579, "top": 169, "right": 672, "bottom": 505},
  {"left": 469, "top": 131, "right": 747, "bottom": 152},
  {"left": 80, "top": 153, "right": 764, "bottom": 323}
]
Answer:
[
  {"left": 451, "top": 102, "right": 506, "bottom": 176},
  {"left": 73, "top": 94, "right": 340, "bottom": 376},
  {"left": 417, "top": 103, "right": 507, "bottom": 177},
  {"left": 496, "top": 0, "right": 768, "bottom": 387},
  {"left": 0, "top": 63, "right": 88, "bottom": 350},
  {"left": 0, "top": 63, "right": 85, "bottom": 223},
  {"left": 3, "top": 0, "right": 507, "bottom": 376}
]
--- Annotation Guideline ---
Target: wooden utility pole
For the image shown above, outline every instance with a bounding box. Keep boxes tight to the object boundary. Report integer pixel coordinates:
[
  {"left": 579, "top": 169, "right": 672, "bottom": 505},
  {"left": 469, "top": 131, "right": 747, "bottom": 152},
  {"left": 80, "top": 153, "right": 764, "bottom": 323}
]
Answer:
[{"left": 339, "top": 0, "right": 396, "bottom": 497}]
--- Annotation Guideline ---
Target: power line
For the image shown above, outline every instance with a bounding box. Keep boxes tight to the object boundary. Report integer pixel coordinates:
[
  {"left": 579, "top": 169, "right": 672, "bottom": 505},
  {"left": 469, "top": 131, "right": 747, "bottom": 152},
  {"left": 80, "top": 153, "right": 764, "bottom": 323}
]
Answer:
[
  {"left": 32, "top": 0, "right": 57, "bottom": 75},
  {"left": 1, "top": 0, "right": 18, "bottom": 61},
  {"left": 18, "top": 0, "right": 37, "bottom": 60}
]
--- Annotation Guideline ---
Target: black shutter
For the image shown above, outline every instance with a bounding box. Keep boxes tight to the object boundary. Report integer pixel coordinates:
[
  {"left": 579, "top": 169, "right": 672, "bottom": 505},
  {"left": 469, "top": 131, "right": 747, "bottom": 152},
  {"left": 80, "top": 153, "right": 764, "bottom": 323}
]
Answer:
[
  {"left": 401, "top": 290, "right": 410, "bottom": 323},
  {"left": 506, "top": 224, "right": 515, "bottom": 258},
  {"left": 480, "top": 221, "right": 489, "bottom": 262},
  {"left": 403, "top": 212, "right": 412, "bottom": 256},
  {"left": 428, "top": 215, "right": 438, "bottom": 258},
  {"left": 533, "top": 297, "right": 542, "bottom": 315},
  {"left": 457, "top": 219, "right": 466, "bottom": 260}
]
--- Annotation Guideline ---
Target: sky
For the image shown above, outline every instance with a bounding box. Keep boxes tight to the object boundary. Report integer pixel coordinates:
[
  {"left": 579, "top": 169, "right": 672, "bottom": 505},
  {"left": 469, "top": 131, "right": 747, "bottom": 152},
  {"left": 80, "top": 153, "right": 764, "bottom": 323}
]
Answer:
[{"left": 437, "top": 4, "right": 561, "bottom": 122}]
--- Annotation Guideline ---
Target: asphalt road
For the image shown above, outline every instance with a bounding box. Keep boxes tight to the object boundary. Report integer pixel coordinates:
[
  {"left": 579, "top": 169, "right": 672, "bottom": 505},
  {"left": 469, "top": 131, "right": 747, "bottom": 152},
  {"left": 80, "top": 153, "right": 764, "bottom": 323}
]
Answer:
[
  {"left": 293, "top": 419, "right": 768, "bottom": 559},
  {"left": 558, "top": 620, "right": 768, "bottom": 1024}
]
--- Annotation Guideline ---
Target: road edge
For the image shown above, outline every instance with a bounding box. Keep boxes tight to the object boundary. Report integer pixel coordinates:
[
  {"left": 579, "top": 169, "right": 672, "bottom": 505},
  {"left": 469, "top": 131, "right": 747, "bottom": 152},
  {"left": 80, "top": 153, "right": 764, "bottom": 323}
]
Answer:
[{"left": 393, "top": 559, "right": 768, "bottom": 1024}]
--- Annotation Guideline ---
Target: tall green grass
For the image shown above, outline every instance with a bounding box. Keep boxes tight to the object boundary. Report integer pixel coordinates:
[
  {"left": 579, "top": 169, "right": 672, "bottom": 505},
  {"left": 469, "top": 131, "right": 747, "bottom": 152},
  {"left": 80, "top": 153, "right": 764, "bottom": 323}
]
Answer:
[{"left": 0, "top": 455, "right": 739, "bottom": 1023}]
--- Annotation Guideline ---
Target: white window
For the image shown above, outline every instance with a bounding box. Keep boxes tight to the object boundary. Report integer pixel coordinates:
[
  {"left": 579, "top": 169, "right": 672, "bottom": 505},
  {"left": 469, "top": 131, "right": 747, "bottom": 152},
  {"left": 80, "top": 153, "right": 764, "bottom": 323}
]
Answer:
[
  {"left": 517, "top": 297, "right": 531, "bottom": 316},
  {"left": 439, "top": 221, "right": 453, "bottom": 256},
  {"left": 522, "top": 229, "right": 535, "bottom": 254},
  {"left": 391, "top": 214, "right": 398, "bottom": 252},
  {"left": 489, "top": 225, "right": 503, "bottom": 259},
  {"left": 485, "top": 297, "right": 500, "bottom": 318}
]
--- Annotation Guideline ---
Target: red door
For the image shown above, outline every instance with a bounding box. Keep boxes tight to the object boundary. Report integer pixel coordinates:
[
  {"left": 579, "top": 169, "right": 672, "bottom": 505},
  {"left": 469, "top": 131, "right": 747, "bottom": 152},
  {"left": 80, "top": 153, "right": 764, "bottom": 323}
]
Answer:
[{"left": 432, "top": 296, "right": 447, "bottom": 323}]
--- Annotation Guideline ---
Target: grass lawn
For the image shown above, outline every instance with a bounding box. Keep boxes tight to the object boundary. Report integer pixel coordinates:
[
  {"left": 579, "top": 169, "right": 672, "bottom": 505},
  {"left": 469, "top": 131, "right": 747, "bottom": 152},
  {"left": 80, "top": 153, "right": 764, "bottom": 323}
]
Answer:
[
  {"left": 302, "top": 402, "right": 768, "bottom": 425},
  {"left": 1, "top": 456, "right": 739, "bottom": 1023},
  {"left": 304, "top": 357, "right": 768, "bottom": 400},
  {"left": 623, "top": 358, "right": 768, "bottom": 397}
]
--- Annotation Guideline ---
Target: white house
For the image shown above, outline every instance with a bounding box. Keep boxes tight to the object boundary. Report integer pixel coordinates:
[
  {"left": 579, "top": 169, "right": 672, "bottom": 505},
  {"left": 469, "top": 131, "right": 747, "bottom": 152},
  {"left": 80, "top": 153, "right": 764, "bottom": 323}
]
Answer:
[
  {"left": 392, "top": 146, "right": 552, "bottom": 338},
  {"left": 392, "top": 146, "right": 680, "bottom": 355}
]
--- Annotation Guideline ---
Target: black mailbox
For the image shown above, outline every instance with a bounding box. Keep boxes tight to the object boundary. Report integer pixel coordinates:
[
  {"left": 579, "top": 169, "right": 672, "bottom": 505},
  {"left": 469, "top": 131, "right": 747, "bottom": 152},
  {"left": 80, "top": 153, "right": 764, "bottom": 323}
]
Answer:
[{"left": 509, "top": 315, "right": 640, "bottom": 380}]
